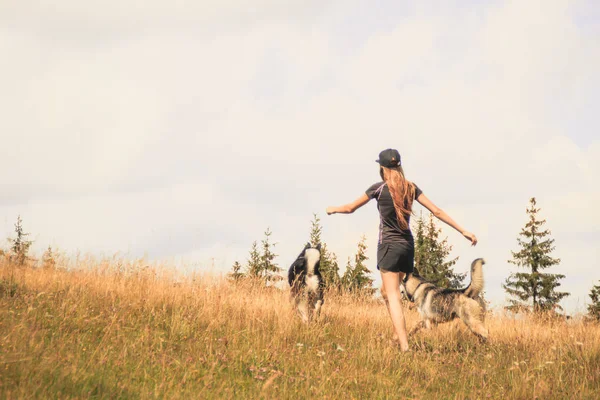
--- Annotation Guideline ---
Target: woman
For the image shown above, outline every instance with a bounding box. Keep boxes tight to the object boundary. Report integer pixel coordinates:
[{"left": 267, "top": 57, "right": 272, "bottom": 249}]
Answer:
[{"left": 326, "top": 148, "right": 477, "bottom": 352}]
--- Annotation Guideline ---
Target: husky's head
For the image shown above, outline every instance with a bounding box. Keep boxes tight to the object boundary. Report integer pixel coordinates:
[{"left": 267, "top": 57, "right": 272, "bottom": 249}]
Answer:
[
  {"left": 297, "top": 242, "right": 321, "bottom": 274},
  {"left": 401, "top": 267, "right": 426, "bottom": 302}
]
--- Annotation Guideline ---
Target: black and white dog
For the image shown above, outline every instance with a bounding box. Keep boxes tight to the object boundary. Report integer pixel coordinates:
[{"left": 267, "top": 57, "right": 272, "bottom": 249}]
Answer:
[{"left": 288, "top": 243, "right": 323, "bottom": 323}]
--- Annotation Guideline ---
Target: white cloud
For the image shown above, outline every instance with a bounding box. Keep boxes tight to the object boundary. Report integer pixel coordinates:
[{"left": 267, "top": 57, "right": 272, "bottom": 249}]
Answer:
[{"left": 0, "top": 0, "right": 328, "bottom": 34}]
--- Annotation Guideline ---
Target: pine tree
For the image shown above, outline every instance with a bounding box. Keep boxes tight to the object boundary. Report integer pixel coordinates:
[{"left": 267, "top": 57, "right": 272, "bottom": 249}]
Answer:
[
  {"left": 309, "top": 213, "right": 323, "bottom": 248},
  {"left": 8, "top": 215, "right": 33, "bottom": 267},
  {"left": 341, "top": 257, "right": 354, "bottom": 292},
  {"left": 308, "top": 214, "right": 340, "bottom": 290},
  {"left": 42, "top": 246, "right": 56, "bottom": 270},
  {"left": 341, "top": 235, "right": 374, "bottom": 294},
  {"left": 228, "top": 261, "right": 245, "bottom": 281},
  {"left": 503, "top": 197, "right": 569, "bottom": 313},
  {"left": 413, "top": 213, "right": 464, "bottom": 288},
  {"left": 246, "top": 241, "right": 262, "bottom": 278},
  {"left": 325, "top": 253, "right": 340, "bottom": 290},
  {"left": 587, "top": 282, "right": 600, "bottom": 321},
  {"left": 260, "top": 228, "right": 281, "bottom": 281},
  {"left": 241, "top": 228, "right": 282, "bottom": 282}
]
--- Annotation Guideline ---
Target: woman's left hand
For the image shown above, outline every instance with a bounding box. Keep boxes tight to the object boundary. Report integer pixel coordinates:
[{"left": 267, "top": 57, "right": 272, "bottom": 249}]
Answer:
[
  {"left": 462, "top": 231, "right": 478, "bottom": 246},
  {"left": 326, "top": 206, "right": 336, "bottom": 215}
]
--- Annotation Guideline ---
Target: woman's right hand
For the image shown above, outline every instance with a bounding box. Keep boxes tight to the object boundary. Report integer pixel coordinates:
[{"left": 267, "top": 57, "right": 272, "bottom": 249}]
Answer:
[
  {"left": 326, "top": 195, "right": 369, "bottom": 216},
  {"left": 462, "top": 231, "right": 478, "bottom": 246}
]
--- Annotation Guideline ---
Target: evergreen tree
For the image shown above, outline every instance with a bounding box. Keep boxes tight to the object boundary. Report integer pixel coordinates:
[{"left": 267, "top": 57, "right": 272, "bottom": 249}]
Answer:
[
  {"left": 587, "top": 282, "right": 600, "bottom": 321},
  {"left": 341, "top": 257, "right": 354, "bottom": 291},
  {"left": 309, "top": 213, "right": 323, "bottom": 248},
  {"left": 42, "top": 246, "right": 56, "bottom": 270},
  {"left": 503, "top": 197, "right": 569, "bottom": 313},
  {"left": 308, "top": 214, "right": 340, "bottom": 289},
  {"left": 246, "top": 241, "right": 262, "bottom": 278},
  {"left": 8, "top": 215, "right": 33, "bottom": 267},
  {"left": 240, "top": 228, "right": 282, "bottom": 282},
  {"left": 260, "top": 228, "right": 281, "bottom": 281},
  {"left": 413, "top": 212, "right": 464, "bottom": 288},
  {"left": 325, "top": 253, "right": 340, "bottom": 290},
  {"left": 228, "top": 261, "right": 245, "bottom": 281},
  {"left": 341, "top": 235, "right": 374, "bottom": 294}
]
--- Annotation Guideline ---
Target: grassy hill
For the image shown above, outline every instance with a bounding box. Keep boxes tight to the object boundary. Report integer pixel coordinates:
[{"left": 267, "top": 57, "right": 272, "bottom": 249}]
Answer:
[{"left": 1, "top": 258, "right": 599, "bottom": 399}]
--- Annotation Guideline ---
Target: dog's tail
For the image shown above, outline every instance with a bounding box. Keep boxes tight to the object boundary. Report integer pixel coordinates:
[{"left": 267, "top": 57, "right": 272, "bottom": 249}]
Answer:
[{"left": 463, "top": 258, "right": 485, "bottom": 299}]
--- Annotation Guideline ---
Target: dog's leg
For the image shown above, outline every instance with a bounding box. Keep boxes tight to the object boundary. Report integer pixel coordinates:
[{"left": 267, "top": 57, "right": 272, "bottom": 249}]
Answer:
[
  {"left": 426, "top": 319, "right": 439, "bottom": 331},
  {"left": 460, "top": 301, "right": 489, "bottom": 342},
  {"left": 297, "top": 298, "right": 309, "bottom": 324},
  {"left": 314, "top": 299, "right": 323, "bottom": 319},
  {"left": 306, "top": 293, "right": 316, "bottom": 323},
  {"left": 471, "top": 323, "right": 489, "bottom": 342},
  {"left": 462, "top": 316, "right": 489, "bottom": 342},
  {"left": 409, "top": 320, "right": 426, "bottom": 336}
]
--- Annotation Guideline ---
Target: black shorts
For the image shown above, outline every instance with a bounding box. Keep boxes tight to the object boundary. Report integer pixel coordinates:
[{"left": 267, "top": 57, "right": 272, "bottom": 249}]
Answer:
[{"left": 377, "top": 241, "right": 414, "bottom": 274}]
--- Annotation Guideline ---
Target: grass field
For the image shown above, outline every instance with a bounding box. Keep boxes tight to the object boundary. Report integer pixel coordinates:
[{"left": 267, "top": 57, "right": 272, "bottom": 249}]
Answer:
[{"left": 1, "top": 257, "right": 599, "bottom": 399}]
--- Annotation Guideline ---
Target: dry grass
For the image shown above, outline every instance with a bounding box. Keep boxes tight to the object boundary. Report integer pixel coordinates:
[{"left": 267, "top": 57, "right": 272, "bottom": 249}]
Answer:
[{"left": 1, "top": 257, "right": 599, "bottom": 399}]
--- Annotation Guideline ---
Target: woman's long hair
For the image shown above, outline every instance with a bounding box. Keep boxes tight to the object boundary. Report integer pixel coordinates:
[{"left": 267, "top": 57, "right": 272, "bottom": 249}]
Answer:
[{"left": 380, "top": 166, "right": 415, "bottom": 230}]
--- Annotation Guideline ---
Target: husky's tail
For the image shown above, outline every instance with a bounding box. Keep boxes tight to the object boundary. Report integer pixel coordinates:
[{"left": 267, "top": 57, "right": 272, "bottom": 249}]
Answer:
[{"left": 463, "top": 258, "right": 485, "bottom": 299}]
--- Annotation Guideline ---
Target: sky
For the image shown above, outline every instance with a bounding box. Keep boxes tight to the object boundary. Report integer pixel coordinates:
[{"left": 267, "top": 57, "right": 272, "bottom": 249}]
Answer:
[{"left": 1, "top": 0, "right": 598, "bottom": 313}]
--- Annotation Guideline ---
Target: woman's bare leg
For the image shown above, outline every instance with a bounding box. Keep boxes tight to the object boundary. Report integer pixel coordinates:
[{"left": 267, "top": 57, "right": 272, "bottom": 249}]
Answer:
[
  {"left": 381, "top": 270, "right": 409, "bottom": 351},
  {"left": 380, "top": 283, "right": 398, "bottom": 341}
]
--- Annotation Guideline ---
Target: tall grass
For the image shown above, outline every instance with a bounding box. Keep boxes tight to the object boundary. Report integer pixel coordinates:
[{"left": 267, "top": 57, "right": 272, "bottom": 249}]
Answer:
[{"left": 1, "top": 257, "right": 599, "bottom": 399}]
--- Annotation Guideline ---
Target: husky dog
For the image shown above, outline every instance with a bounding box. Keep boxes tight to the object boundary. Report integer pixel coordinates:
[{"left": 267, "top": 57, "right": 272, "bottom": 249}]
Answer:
[
  {"left": 288, "top": 243, "right": 323, "bottom": 323},
  {"left": 400, "top": 258, "right": 488, "bottom": 340}
]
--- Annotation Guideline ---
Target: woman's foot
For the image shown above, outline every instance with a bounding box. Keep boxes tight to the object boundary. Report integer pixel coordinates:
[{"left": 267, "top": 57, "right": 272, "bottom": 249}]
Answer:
[{"left": 389, "top": 336, "right": 410, "bottom": 352}]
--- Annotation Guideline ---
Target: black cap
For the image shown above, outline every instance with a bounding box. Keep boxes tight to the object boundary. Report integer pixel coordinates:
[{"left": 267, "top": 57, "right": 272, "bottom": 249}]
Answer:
[{"left": 375, "top": 148, "right": 401, "bottom": 168}]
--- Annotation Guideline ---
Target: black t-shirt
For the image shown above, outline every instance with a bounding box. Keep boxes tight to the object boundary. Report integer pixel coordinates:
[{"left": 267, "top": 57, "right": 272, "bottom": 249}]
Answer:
[{"left": 365, "top": 181, "right": 423, "bottom": 244}]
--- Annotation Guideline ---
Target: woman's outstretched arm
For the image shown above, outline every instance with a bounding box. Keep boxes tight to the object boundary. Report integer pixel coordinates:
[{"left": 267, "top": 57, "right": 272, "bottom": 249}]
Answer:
[
  {"left": 416, "top": 193, "right": 478, "bottom": 246},
  {"left": 326, "top": 194, "right": 370, "bottom": 215}
]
